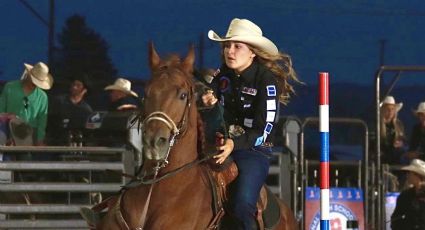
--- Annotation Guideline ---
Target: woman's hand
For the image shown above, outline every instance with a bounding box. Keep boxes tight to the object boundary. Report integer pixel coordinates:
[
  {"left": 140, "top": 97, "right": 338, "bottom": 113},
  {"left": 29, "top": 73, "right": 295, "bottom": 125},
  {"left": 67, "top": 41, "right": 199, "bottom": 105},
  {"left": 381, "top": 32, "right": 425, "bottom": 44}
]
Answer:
[
  {"left": 394, "top": 139, "right": 404, "bottom": 148},
  {"left": 201, "top": 90, "right": 217, "bottom": 107},
  {"left": 213, "top": 135, "right": 234, "bottom": 164}
]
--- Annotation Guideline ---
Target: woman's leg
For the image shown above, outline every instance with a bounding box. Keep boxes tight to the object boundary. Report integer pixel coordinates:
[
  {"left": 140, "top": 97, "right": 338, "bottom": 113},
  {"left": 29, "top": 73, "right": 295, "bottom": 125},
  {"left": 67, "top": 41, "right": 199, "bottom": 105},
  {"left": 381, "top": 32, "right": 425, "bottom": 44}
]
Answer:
[{"left": 230, "top": 149, "right": 270, "bottom": 229}]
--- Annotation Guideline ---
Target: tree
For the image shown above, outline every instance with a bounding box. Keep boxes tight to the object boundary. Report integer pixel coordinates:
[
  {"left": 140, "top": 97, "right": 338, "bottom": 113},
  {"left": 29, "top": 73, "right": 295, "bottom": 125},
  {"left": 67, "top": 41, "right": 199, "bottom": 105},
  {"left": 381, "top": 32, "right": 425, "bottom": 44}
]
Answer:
[{"left": 52, "top": 14, "right": 117, "bottom": 94}]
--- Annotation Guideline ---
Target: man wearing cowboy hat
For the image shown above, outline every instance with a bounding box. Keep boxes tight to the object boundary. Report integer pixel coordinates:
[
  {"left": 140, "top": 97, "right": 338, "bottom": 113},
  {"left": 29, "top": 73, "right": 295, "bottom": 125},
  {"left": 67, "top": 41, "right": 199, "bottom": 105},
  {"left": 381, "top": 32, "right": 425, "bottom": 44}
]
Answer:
[
  {"left": 48, "top": 75, "right": 93, "bottom": 145},
  {"left": 405, "top": 102, "right": 425, "bottom": 161},
  {"left": 0, "top": 62, "right": 53, "bottom": 145},
  {"left": 104, "top": 77, "right": 139, "bottom": 111},
  {"left": 391, "top": 159, "right": 425, "bottom": 229}
]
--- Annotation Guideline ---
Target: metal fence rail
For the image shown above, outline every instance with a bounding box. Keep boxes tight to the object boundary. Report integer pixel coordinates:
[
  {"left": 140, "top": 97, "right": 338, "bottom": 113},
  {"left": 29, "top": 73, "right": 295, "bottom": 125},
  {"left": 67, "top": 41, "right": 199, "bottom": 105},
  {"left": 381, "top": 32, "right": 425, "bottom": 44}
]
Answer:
[{"left": 0, "top": 146, "right": 135, "bottom": 229}]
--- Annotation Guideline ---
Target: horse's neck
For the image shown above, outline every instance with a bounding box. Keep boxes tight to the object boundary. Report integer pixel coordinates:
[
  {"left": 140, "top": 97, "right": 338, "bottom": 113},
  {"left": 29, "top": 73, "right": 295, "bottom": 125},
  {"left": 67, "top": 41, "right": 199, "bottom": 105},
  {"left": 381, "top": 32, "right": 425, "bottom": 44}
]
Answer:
[{"left": 167, "top": 108, "right": 198, "bottom": 168}]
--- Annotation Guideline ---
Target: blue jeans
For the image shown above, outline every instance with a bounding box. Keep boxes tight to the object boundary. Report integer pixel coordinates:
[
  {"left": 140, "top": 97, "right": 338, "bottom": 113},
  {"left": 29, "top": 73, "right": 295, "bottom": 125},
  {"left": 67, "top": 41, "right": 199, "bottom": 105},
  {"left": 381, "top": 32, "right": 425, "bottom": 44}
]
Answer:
[{"left": 230, "top": 149, "right": 270, "bottom": 230}]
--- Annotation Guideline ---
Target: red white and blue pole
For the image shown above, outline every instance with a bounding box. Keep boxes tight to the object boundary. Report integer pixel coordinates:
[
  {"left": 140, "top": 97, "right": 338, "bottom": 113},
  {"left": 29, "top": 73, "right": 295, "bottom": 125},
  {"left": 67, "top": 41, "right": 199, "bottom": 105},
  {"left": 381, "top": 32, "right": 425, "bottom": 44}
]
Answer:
[{"left": 319, "top": 72, "right": 330, "bottom": 230}]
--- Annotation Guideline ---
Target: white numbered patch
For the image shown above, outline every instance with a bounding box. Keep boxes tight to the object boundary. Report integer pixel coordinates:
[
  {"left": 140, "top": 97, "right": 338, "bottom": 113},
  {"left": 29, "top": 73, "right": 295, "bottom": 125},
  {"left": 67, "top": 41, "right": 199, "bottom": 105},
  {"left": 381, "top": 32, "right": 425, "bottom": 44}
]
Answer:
[
  {"left": 267, "top": 100, "right": 276, "bottom": 110},
  {"left": 266, "top": 111, "right": 276, "bottom": 122}
]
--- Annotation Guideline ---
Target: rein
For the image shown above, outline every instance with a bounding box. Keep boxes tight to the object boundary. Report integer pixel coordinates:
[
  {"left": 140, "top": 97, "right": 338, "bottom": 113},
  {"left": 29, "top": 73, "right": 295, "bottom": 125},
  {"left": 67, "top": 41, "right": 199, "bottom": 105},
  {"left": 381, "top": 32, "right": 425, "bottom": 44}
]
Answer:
[{"left": 125, "top": 153, "right": 214, "bottom": 188}]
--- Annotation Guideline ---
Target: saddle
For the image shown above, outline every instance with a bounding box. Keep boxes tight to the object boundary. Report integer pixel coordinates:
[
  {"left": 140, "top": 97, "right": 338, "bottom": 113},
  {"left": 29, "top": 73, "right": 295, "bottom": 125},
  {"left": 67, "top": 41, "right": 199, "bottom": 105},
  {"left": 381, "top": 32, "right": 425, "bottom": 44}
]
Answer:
[
  {"left": 80, "top": 158, "right": 281, "bottom": 230},
  {"left": 206, "top": 159, "right": 281, "bottom": 230}
]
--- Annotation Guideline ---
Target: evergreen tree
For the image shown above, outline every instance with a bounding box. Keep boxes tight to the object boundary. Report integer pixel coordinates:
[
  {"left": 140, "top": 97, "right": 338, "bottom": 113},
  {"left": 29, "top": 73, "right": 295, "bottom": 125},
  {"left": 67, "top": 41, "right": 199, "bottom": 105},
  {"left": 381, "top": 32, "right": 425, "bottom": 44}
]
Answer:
[{"left": 52, "top": 14, "right": 117, "bottom": 94}]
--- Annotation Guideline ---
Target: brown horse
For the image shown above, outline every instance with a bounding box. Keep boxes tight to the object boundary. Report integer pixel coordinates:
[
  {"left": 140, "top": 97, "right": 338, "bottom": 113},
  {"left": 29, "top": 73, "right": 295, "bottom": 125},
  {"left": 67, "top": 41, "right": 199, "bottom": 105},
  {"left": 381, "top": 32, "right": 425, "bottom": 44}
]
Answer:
[{"left": 94, "top": 44, "right": 297, "bottom": 230}]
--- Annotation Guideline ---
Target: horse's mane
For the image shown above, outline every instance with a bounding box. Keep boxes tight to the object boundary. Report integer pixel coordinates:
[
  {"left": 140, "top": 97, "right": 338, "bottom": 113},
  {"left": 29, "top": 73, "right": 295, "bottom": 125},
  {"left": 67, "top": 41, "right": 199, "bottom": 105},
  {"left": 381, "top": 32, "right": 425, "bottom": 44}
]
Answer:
[{"left": 197, "top": 113, "right": 209, "bottom": 157}]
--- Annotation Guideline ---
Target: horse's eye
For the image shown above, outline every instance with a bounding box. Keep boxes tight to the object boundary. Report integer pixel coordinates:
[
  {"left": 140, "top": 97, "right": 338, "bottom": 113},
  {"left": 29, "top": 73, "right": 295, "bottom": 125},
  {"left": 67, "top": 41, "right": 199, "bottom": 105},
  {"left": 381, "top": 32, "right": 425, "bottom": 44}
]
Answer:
[{"left": 180, "top": 93, "right": 187, "bottom": 100}]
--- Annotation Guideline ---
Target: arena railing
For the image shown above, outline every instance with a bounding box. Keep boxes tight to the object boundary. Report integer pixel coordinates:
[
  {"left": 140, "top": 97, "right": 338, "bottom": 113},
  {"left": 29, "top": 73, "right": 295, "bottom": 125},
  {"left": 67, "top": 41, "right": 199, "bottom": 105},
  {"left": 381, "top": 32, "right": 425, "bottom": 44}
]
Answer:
[
  {"left": 374, "top": 65, "right": 425, "bottom": 230},
  {"left": 266, "top": 116, "right": 301, "bottom": 216},
  {"left": 300, "top": 117, "right": 369, "bottom": 230},
  {"left": 0, "top": 146, "right": 136, "bottom": 229}
]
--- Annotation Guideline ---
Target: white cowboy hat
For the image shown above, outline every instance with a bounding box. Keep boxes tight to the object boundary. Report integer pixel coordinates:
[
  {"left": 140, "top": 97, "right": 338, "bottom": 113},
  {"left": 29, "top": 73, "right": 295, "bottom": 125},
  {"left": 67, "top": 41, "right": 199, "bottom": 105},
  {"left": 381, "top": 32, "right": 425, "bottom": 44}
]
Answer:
[
  {"left": 414, "top": 102, "right": 425, "bottom": 115},
  {"left": 401, "top": 159, "right": 425, "bottom": 178},
  {"left": 380, "top": 96, "right": 403, "bottom": 112},
  {"left": 208, "top": 18, "right": 278, "bottom": 56},
  {"left": 104, "top": 78, "right": 138, "bottom": 97},
  {"left": 23, "top": 62, "right": 53, "bottom": 90},
  {"left": 9, "top": 117, "right": 33, "bottom": 146}
]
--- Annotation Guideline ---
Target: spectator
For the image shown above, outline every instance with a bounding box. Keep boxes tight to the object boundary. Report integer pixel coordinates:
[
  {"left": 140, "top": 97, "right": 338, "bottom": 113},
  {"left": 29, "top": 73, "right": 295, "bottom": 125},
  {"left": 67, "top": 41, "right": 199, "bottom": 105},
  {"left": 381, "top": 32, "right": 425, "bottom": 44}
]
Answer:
[
  {"left": 0, "top": 62, "right": 53, "bottom": 145},
  {"left": 391, "top": 159, "right": 425, "bottom": 229},
  {"left": 48, "top": 76, "right": 93, "bottom": 145},
  {"left": 405, "top": 102, "right": 425, "bottom": 161},
  {"left": 206, "top": 18, "right": 300, "bottom": 229},
  {"left": 380, "top": 96, "right": 406, "bottom": 164},
  {"left": 104, "top": 78, "right": 139, "bottom": 111}
]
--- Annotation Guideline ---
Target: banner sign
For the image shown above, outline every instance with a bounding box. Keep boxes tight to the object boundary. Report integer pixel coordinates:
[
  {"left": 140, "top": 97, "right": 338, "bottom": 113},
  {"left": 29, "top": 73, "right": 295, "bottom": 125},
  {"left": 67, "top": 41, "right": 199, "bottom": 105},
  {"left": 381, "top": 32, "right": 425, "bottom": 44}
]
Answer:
[
  {"left": 305, "top": 187, "right": 364, "bottom": 230},
  {"left": 385, "top": 192, "right": 400, "bottom": 230}
]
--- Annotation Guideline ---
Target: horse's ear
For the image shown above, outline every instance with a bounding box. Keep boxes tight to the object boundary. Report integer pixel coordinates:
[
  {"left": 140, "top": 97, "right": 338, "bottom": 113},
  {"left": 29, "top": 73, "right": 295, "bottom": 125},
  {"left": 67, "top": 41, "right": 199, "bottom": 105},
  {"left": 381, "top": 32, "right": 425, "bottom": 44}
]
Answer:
[
  {"left": 149, "top": 42, "right": 161, "bottom": 71},
  {"left": 182, "top": 45, "right": 195, "bottom": 75}
]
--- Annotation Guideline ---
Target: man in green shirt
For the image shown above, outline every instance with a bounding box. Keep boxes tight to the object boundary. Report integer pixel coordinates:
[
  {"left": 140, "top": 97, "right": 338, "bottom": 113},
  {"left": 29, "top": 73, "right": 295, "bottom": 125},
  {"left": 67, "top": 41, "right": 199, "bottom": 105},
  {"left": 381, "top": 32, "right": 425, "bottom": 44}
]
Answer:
[{"left": 0, "top": 62, "right": 53, "bottom": 145}]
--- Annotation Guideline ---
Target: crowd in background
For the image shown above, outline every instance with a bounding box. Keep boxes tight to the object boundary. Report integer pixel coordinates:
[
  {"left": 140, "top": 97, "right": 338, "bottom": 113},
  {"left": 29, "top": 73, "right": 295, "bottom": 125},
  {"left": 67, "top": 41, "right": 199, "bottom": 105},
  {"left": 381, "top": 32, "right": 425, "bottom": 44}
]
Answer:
[
  {"left": 0, "top": 61, "right": 140, "bottom": 148},
  {"left": 380, "top": 95, "right": 425, "bottom": 166}
]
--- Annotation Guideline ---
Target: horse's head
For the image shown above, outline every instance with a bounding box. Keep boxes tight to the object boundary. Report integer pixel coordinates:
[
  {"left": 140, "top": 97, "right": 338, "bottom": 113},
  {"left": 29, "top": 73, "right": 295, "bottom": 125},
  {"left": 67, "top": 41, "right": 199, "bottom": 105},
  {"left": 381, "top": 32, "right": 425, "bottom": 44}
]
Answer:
[{"left": 142, "top": 43, "right": 196, "bottom": 163}]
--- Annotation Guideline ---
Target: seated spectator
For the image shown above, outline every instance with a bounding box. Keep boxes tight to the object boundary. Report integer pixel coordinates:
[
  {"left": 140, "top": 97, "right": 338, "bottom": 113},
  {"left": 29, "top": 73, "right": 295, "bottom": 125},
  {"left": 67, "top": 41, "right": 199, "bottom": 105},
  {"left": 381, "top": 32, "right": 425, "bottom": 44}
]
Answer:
[
  {"left": 48, "top": 76, "right": 93, "bottom": 145},
  {"left": 104, "top": 78, "right": 139, "bottom": 111},
  {"left": 0, "top": 62, "right": 53, "bottom": 145},
  {"left": 405, "top": 102, "right": 425, "bottom": 161},
  {"left": 380, "top": 96, "right": 406, "bottom": 164},
  {"left": 391, "top": 159, "right": 425, "bottom": 229}
]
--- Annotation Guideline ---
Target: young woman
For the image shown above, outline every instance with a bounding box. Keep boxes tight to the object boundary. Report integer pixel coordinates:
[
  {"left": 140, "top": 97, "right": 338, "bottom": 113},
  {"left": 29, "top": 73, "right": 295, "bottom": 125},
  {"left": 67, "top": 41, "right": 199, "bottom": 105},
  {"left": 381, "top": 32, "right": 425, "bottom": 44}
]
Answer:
[
  {"left": 205, "top": 18, "right": 300, "bottom": 229},
  {"left": 380, "top": 96, "right": 406, "bottom": 164}
]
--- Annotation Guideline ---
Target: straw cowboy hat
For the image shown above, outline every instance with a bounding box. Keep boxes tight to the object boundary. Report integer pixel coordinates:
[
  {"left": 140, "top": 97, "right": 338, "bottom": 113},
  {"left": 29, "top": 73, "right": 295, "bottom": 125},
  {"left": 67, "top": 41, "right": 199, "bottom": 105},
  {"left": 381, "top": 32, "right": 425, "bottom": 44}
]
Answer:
[
  {"left": 380, "top": 96, "right": 403, "bottom": 112},
  {"left": 104, "top": 78, "right": 138, "bottom": 97},
  {"left": 413, "top": 102, "right": 425, "bottom": 115},
  {"left": 208, "top": 18, "right": 278, "bottom": 56},
  {"left": 401, "top": 159, "right": 425, "bottom": 178},
  {"left": 9, "top": 117, "right": 33, "bottom": 146},
  {"left": 23, "top": 62, "right": 53, "bottom": 90}
]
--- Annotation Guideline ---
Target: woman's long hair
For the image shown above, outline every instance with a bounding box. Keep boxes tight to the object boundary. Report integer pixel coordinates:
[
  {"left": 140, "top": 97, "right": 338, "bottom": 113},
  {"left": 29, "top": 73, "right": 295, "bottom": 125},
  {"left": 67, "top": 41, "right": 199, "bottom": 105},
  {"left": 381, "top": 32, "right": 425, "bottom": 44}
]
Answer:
[
  {"left": 219, "top": 42, "right": 302, "bottom": 104},
  {"left": 380, "top": 106, "right": 405, "bottom": 142},
  {"left": 250, "top": 46, "right": 301, "bottom": 104}
]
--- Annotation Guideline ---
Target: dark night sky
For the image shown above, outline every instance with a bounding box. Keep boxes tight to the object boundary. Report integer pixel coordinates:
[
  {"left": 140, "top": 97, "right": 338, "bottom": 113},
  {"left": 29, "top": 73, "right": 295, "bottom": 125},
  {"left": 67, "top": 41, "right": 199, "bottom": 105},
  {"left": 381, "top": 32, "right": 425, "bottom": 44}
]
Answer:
[{"left": 1, "top": 0, "right": 425, "bottom": 86}]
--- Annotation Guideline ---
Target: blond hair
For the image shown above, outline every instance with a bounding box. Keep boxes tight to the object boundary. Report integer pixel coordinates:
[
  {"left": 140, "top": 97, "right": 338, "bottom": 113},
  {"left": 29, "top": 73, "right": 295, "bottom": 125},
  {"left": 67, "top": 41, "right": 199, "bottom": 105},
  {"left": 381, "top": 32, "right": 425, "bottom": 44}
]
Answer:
[
  {"left": 249, "top": 46, "right": 301, "bottom": 104},
  {"left": 380, "top": 106, "right": 405, "bottom": 141}
]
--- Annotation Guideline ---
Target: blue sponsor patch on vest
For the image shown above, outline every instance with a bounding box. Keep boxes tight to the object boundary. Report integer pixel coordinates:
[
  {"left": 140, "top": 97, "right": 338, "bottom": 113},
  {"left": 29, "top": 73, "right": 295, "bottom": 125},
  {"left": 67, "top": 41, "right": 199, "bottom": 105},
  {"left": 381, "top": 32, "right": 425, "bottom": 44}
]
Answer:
[
  {"left": 254, "top": 136, "right": 264, "bottom": 146},
  {"left": 266, "top": 85, "right": 276, "bottom": 96},
  {"left": 264, "top": 123, "right": 273, "bottom": 134},
  {"left": 219, "top": 76, "right": 230, "bottom": 93}
]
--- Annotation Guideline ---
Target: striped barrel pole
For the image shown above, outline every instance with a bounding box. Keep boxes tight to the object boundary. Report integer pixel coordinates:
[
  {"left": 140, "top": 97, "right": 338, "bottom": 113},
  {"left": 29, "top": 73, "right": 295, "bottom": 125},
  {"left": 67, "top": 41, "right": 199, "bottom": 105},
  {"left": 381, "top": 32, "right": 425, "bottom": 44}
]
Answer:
[{"left": 319, "top": 72, "right": 330, "bottom": 230}]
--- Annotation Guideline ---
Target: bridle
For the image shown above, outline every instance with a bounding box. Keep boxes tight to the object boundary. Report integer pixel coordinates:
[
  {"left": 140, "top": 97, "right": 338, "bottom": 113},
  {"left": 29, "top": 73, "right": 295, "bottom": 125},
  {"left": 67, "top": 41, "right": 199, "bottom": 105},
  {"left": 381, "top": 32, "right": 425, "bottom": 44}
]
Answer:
[
  {"left": 126, "top": 85, "right": 197, "bottom": 230},
  {"left": 141, "top": 87, "right": 192, "bottom": 170}
]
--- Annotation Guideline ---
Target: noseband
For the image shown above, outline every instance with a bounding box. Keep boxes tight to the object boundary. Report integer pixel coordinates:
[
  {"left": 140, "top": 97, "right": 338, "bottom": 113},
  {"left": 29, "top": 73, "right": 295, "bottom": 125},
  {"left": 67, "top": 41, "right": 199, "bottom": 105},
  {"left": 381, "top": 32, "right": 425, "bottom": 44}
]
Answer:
[{"left": 141, "top": 90, "right": 192, "bottom": 169}]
